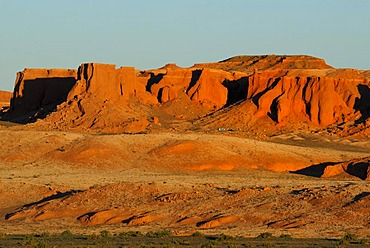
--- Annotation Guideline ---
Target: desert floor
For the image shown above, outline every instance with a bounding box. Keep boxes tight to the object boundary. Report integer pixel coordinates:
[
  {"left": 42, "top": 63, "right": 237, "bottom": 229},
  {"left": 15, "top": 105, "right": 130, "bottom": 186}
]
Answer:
[{"left": 1, "top": 126, "right": 370, "bottom": 239}]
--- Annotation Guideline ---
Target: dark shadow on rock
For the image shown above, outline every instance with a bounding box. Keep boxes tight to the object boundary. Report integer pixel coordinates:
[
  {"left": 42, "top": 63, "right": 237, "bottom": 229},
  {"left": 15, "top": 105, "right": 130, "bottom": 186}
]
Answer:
[
  {"left": 5, "top": 190, "right": 82, "bottom": 220},
  {"left": 354, "top": 84, "right": 370, "bottom": 124},
  {"left": 157, "top": 87, "right": 164, "bottom": 103},
  {"left": 77, "top": 211, "right": 98, "bottom": 221},
  {"left": 252, "top": 77, "right": 281, "bottom": 107},
  {"left": 1, "top": 77, "right": 76, "bottom": 124},
  {"left": 346, "top": 162, "right": 369, "bottom": 180},
  {"left": 290, "top": 162, "right": 340, "bottom": 177},
  {"left": 186, "top": 70, "right": 202, "bottom": 94},
  {"left": 344, "top": 192, "right": 370, "bottom": 207},
  {"left": 146, "top": 73, "right": 164, "bottom": 93},
  {"left": 267, "top": 93, "right": 284, "bottom": 122},
  {"left": 23, "top": 190, "right": 82, "bottom": 208},
  {"left": 222, "top": 76, "right": 249, "bottom": 106}
]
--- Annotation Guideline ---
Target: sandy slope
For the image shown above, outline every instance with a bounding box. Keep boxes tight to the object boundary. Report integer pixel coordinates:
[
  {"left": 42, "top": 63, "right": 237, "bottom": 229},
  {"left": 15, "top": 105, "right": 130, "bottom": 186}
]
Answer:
[{"left": 1, "top": 128, "right": 370, "bottom": 238}]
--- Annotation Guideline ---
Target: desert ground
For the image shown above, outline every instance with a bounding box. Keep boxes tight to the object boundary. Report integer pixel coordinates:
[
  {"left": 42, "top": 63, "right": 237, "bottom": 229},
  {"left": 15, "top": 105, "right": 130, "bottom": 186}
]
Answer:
[
  {"left": 1, "top": 55, "right": 370, "bottom": 244},
  {"left": 0, "top": 126, "right": 370, "bottom": 240}
]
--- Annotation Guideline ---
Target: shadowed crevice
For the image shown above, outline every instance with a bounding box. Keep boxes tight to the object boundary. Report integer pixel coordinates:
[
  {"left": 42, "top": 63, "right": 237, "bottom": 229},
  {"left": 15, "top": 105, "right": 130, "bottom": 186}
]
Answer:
[
  {"left": 146, "top": 73, "right": 164, "bottom": 93},
  {"left": 354, "top": 84, "right": 370, "bottom": 124},
  {"left": 186, "top": 70, "right": 202, "bottom": 94},
  {"left": 5, "top": 190, "right": 82, "bottom": 220},
  {"left": 290, "top": 162, "right": 340, "bottom": 177},
  {"left": 222, "top": 76, "right": 249, "bottom": 106}
]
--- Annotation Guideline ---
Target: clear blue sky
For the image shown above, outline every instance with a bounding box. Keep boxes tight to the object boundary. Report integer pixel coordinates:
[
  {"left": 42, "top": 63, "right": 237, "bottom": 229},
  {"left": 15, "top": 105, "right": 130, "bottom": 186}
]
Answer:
[{"left": 1, "top": 0, "right": 369, "bottom": 91}]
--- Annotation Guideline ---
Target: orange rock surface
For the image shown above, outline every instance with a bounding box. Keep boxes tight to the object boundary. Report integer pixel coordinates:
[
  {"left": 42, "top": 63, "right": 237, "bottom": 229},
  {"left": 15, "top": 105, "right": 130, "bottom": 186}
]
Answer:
[
  {"left": 0, "top": 90, "right": 12, "bottom": 110},
  {"left": 322, "top": 157, "right": 370, "bottom": 180},
  {"left": 1, "top": 55, "right": 369, "bottom": 135},
  {"left": 0, "top": 90, "right": 12, "bottom": 103}
]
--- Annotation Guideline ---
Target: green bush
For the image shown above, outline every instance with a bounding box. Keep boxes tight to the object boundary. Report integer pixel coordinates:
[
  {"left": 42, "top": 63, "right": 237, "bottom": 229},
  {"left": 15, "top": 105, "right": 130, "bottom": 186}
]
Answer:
[
  {"left": 279, "top": 234, "right": 293, "bottom": 239},
  {"left": 39, "top": 232, "right": 50, "bottom": 238},
  {"left": 342, "top": 233, "right": 358, "bottom": 242},
  {"left": 61, "top": 230, "right": 73, "bottom": 236},
  {"left": 336, "top": 238, "right": 348, "bottom": 248},
  {"left": 216, "top": 233, "right": 233, "bottom": 241},
  {"left": 360, "top": 238, "right": 369, "bottom": 244},
  {"left": 191, "top": 231, "right": 204, "bottom": 237},
  {"left": 100, "top": 230, "right": 112, "bottom": 238},
  {"left": 257, "top": 232, "right": 274, "bottom": 239}
]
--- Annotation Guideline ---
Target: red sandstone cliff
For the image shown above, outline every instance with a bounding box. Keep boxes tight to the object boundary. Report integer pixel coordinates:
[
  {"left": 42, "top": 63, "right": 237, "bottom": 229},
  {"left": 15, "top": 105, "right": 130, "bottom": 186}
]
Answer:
[
  {"left": 4, "top": 68, "right": 77, "bottom": 122},
  {"left": 0, "top": 90, "right": 12, "bottom": 104},
  {"left": 0, "top": 90, "right": 12, "bottom": 111},
  {"left": 1, "top": 55, "right": 370, "bottom": 134}
]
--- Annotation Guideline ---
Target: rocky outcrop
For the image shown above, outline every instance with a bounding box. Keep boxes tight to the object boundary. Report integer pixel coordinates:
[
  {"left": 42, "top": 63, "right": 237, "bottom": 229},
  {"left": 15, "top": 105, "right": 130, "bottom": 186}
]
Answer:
[
  {"left": 8, "top": 68, "right": 77, "bottom": 116},
  {"left": 41, "top": 63, "right": 157, "bottom": 132},
  {"left": 193, "top": 55, "right": 333, "bottom": 73},
  {"left": 322, "top": 157, "right": 370, "bottom": 180},
  {"left": 67, "top": 63, "right": 153, "bottom": 104},
  {"left": 0, "top": 90, "right": 12, "bottom": 103},
  {"left": 248, "top": 70, "right": 368, "bottom": 126},
  {"left": 2, "top": 55, "right": 370, "bottom": 133},
  {"left": 186, "top": 69, "right": 230, "bottom": 108}
]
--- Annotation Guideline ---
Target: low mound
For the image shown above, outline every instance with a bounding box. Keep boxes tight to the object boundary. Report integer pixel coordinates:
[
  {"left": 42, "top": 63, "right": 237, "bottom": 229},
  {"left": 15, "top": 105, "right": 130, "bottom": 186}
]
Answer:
[
  {"left": 322, "top": 157, "right": 370, "bottom": 180},
  {"left": 45, "top": 136, "right": 134, "bottom": 167},
  {"left": 5, "top": 182, "right": 370, "bottom": 237},
  {"left": 149, "top": 140, "right": 248, "bottom": 170}
]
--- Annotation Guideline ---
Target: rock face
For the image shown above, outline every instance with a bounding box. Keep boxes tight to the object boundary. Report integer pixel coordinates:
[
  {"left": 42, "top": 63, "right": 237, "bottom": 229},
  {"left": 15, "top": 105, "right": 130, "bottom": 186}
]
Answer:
[
  {"left": 322, "top": 157, "right": 370, "bottom": 180},
  {"left": 42, "top": 63, "right": 157, "bottom": 132},
  {"left": 0, "top": 90, "right": 12, "bottom": 106},
  {"left": 247, "top": 69, "right": 368, "bottom": 126},
  {"left": 4, "top": 68, "right": 77, "bottom": 122},
  {"left": 2, "top": 55, "right": 370, "bottom": 134}
]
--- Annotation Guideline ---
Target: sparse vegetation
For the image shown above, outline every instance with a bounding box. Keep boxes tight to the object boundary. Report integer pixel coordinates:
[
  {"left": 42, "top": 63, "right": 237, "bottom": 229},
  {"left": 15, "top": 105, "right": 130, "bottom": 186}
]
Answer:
[
  {"left": 39, "top": 232, "right": 50, "bottom": 238},
  {"left": 216, "top": 233, "right": 233, "bottom": 241},
  {"left": 0, "top": 232, "right": 360, "bottom": 247},
  {"left": 257, "top": 232, "right": 274, "bottom": 239},
  {"left": 279, "top": 234, "right": 293, "bottom": 239},
  {"left": 87, "top": 233, "right": 100, "bottom": 240},
  {"left": 61, "top": 230, "right": 73, "bottom": 236},
  {"left": 191, "top": 231, "right": 204, "bottom": 237},
  {"left": 100, "top": 230, "right": 112, "bottom": 238},
  {"left": 201, "top": 240, "right": 218, "bottom": 248},
  {"left": 342, "top": 233, "right": 358, "bottom": 242},
  {"left": 359, "top": 238, "right": 369, "bottom": 244},
  {"left": 336, "top": 233, "right": 366, "bottom": 247},
  {"left": 119, "top": 230, "right": 143, "bottom": 237},
  {"left": 145, "top": 229, "right": 171, "bottom": 238}
]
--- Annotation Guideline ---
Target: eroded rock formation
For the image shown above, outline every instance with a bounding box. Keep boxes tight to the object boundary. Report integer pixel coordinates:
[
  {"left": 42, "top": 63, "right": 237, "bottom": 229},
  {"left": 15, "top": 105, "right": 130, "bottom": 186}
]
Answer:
[
  {"left": 1, "top": 55, "right": 370, "bottom": 134},
  {"left": 11, "top": 68, "right": 77, "bottom": 113},
  {"left": 0, "top": 90, "right": 12, "bottom": 108}
]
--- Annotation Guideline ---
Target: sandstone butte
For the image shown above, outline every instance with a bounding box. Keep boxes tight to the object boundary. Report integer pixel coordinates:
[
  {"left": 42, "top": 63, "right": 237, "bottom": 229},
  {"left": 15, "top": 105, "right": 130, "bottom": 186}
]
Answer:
[
  {"left": 1, "top": 55, "right": 369, "bottom": 136},
  {"left": 0, "top": 90, "right": 12, "bottom": 109}
]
